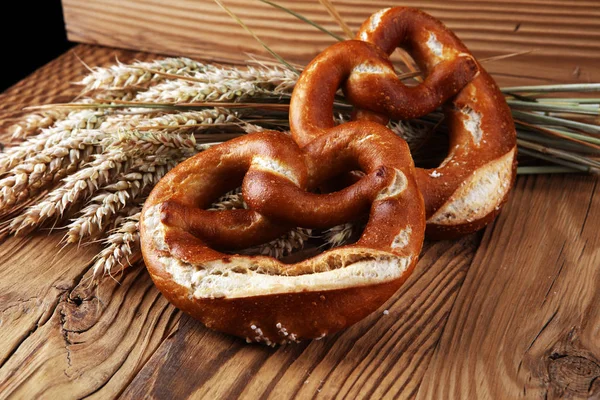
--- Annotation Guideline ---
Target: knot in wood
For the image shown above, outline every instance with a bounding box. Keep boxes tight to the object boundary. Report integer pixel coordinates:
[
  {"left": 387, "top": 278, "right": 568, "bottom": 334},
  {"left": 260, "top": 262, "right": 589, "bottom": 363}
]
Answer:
[{"left": 548, "top": 355, "right": 600, "bottom": 396}]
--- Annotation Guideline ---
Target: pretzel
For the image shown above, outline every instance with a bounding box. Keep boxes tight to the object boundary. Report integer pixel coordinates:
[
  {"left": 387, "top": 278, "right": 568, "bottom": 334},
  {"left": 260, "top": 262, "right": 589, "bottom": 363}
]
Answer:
[
  {"left": 290, "top": 7, "right": 517, "bottom": 238},
  {"left": 141, "top": 7, "right": 516, "bottom": 345},
  {"left": 140, "top": 125, "right": 425, "bottom": 345}
]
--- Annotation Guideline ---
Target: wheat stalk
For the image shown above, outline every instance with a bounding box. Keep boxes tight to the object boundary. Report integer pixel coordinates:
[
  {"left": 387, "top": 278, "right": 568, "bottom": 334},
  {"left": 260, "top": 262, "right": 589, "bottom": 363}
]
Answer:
[
  {"left": 0, "top": 129, "right": 112, "bottom": 211},
  {"left": 91, "top": 210, "right": 141, "bottom": 278},
  {"left": 0, "top": 112, "right": 190, "bottom": 212},
  {"left": 215, "top": 0, "right": 299, "bottom": 74},
  {"left": 194, "top": 65, "right": 297, "bottom": 93},
  {"left": 134, "top": 72, "right": 292, "bottom": 104},
  {"left": 78, "top": 57, "right": 212, "bottom": 92},
  {"left": 135, "top": 108, "right": 238, "bottom": 129},
  {"left": 65, "top": 151, "right": 189, "bottom": 244},
  {"left": 0, "top": 109, "right": 238, "bottom": 214},
  {"left": 0, "top": 110, "right": 111, "bottom": 173},
  {"left": 9, "top": 131, "right": 202, "bottom": 235},
  {"left": 317, "top": 0, "right": 354, "bottom": 38},
  {"left": 134, "top": 79, "right": 254, "bottom": 103},
  {"left": 9, "top": 149, "right": 130, "bottom": 235}
]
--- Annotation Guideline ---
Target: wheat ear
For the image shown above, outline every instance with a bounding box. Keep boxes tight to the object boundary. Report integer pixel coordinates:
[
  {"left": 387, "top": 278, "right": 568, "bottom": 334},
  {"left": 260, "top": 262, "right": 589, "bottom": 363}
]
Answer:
[
  {"left": 320, "top": 223, "right": 356, "bottom": 248},
  {"left": 78, "top": 57, "right": 212, "bottom": 92},
  {"left": 0, "top": 129, "right": 113, "bottom": 212},
  {"left": 0, "top": 110, "right": 110, "bottom": 174},
  {"left": 10, "top": 131, "right": 202, "bottom": 235},
  {"left": 91, "top": 211, "right": 141, "bottom": 279},
  {"left": 65, "top": 151, "right": 189, "bottom": 243},
  {"left": 9, "top": 109, "right": 70, "bottom": 140}
]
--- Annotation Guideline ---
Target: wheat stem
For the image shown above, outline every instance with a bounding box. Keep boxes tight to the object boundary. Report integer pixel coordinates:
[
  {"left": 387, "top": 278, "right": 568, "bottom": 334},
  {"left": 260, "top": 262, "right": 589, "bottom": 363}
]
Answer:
[
  {"left": 502, "top": 83, "right": 600, "bottom": 93},
  {"left": 517, "top": 166, "right": 580, "bottom": 175}
]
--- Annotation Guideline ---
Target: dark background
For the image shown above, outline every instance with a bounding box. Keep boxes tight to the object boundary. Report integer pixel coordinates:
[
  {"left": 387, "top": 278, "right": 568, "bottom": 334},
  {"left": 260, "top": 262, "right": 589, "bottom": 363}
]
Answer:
[{"left": 1, "top": 0, "right": 74, "bottom": 91}]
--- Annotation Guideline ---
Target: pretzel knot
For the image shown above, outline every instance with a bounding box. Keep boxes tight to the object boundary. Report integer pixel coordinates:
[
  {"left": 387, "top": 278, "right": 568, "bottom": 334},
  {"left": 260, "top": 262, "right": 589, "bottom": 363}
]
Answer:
[
  {"left": 141, "top": 124, "right": 425, "bottom": 345},
  {"left": 291, "top": 7, "right": 517, "bottom": 238},
  {"left": 140, "top": 7, "right": 516, "bottom": 345}
]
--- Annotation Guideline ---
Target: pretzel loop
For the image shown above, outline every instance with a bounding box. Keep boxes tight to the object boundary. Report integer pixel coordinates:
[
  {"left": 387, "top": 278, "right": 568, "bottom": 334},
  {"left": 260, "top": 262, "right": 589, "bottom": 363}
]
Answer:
[
  {"left": 290, "top": 7, "right": 517, "bottom": 238},
  {"left": 141, "top": 127, "right": 425, "bottom": 345}
]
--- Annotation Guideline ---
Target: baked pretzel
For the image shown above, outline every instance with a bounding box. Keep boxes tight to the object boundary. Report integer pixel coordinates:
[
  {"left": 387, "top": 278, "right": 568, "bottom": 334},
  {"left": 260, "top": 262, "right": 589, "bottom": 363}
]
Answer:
[
  {"left": 141, "top": 125, "right": 425, "bottom": 345},
  {"left": 141, "top": 7, "right": 516, "bottom": 344},
  {"left": 290, "top": 7, "right": 517, "bottom": 238}
]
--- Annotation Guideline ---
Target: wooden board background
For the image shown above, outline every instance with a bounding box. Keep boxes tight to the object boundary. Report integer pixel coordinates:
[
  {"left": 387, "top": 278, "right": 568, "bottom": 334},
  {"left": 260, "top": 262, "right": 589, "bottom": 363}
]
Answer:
[
  {"left": 61, "top": 0, "right": 600, "bottom": 84},
  {"left": 0, "top": 43, "right": 598, "bottom": 399}
]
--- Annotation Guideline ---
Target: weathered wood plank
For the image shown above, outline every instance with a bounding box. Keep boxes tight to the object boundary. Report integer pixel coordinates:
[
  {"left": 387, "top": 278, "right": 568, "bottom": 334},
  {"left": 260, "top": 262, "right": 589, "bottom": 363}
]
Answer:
[
  {"left": 0, "top": 45, "right": 183, "bottom": 399},
  {"left": 0, "top": 232, "right": 183, "bottom": 399},
  {"left": 62, "top": 0, "right": 600, "bottom": 84},
  {"left": 416, "top": 175, "right": 600, "bottom": 399},
  {"left": 120, "top": 236, "right": 481, "bottom": 399}
]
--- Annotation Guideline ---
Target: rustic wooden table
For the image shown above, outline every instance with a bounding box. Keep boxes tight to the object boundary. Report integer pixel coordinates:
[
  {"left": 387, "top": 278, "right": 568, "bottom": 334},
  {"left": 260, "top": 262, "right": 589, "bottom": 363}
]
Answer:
[{"left": 0, "top": 45, "right": 598, "bottom": 399}]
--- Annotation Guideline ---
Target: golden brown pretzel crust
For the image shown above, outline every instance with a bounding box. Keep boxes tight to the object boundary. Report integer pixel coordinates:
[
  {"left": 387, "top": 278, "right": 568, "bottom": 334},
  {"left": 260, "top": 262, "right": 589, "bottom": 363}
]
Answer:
[
  {"left": 290, "top": 7, "right": 517, "bottom": 239},
  {"left": 141, "top": 127, "right": 425, "bottom": 345},
  {"left": 141, "top": 7, "right": 517, "bottom": 345}
]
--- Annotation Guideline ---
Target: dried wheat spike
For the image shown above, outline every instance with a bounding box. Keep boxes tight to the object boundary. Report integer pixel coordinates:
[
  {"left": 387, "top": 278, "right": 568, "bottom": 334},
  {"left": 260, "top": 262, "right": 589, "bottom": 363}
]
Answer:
[
  {"left": 91, "top": 211, "right": 141, "bottom": 279},
  {"left": 0, "top": 110, "right": 110, "bottom": 174},
  {"left": 65, "top": 152, "right": 187, "bottom": 243},
  {"left": 78, "top": 57, "right": 212, "bottom": 92},
  {"left": 241, "top": 227, "right": 312, "bottom": 259},
  {"left": 9, "top": 131, "right": 202, "bottom": 235},
  {"left": 321, "top": 223, "right": 356, "bottom": 248},
  {"left": 0, "top": 129, "right": 113, "bottom": 211},
  {"left": 208, "top": 187, "right": 246, "bottom": 210},
  {"left": 9, "top": 109, "right": 69, "bottom": 140}
]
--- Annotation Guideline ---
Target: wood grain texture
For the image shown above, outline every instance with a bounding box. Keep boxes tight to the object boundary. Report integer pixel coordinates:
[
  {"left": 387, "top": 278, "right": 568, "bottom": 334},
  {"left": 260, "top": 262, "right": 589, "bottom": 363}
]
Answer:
[
  {"left": 416, "top": 175, "right": 600, "bottom": 399},
  {"left": 61, "top": 0, "right": 600, "bottom": 84},
  {"left": 0, "top": 235, "right": 180, "bottom": 399}
]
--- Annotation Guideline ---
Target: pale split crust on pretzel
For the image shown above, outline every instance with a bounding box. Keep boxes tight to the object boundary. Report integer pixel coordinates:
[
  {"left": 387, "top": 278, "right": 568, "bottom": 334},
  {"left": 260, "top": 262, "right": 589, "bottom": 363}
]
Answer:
[
  {"left": 290, "top": 7, "right": 517, "bottom": 239},
  {"left": 359, "top": 7, "right": 517, "bottom": 238},
  {"left": 141, "top": 127, "right": 425, "bottom": 345}
]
